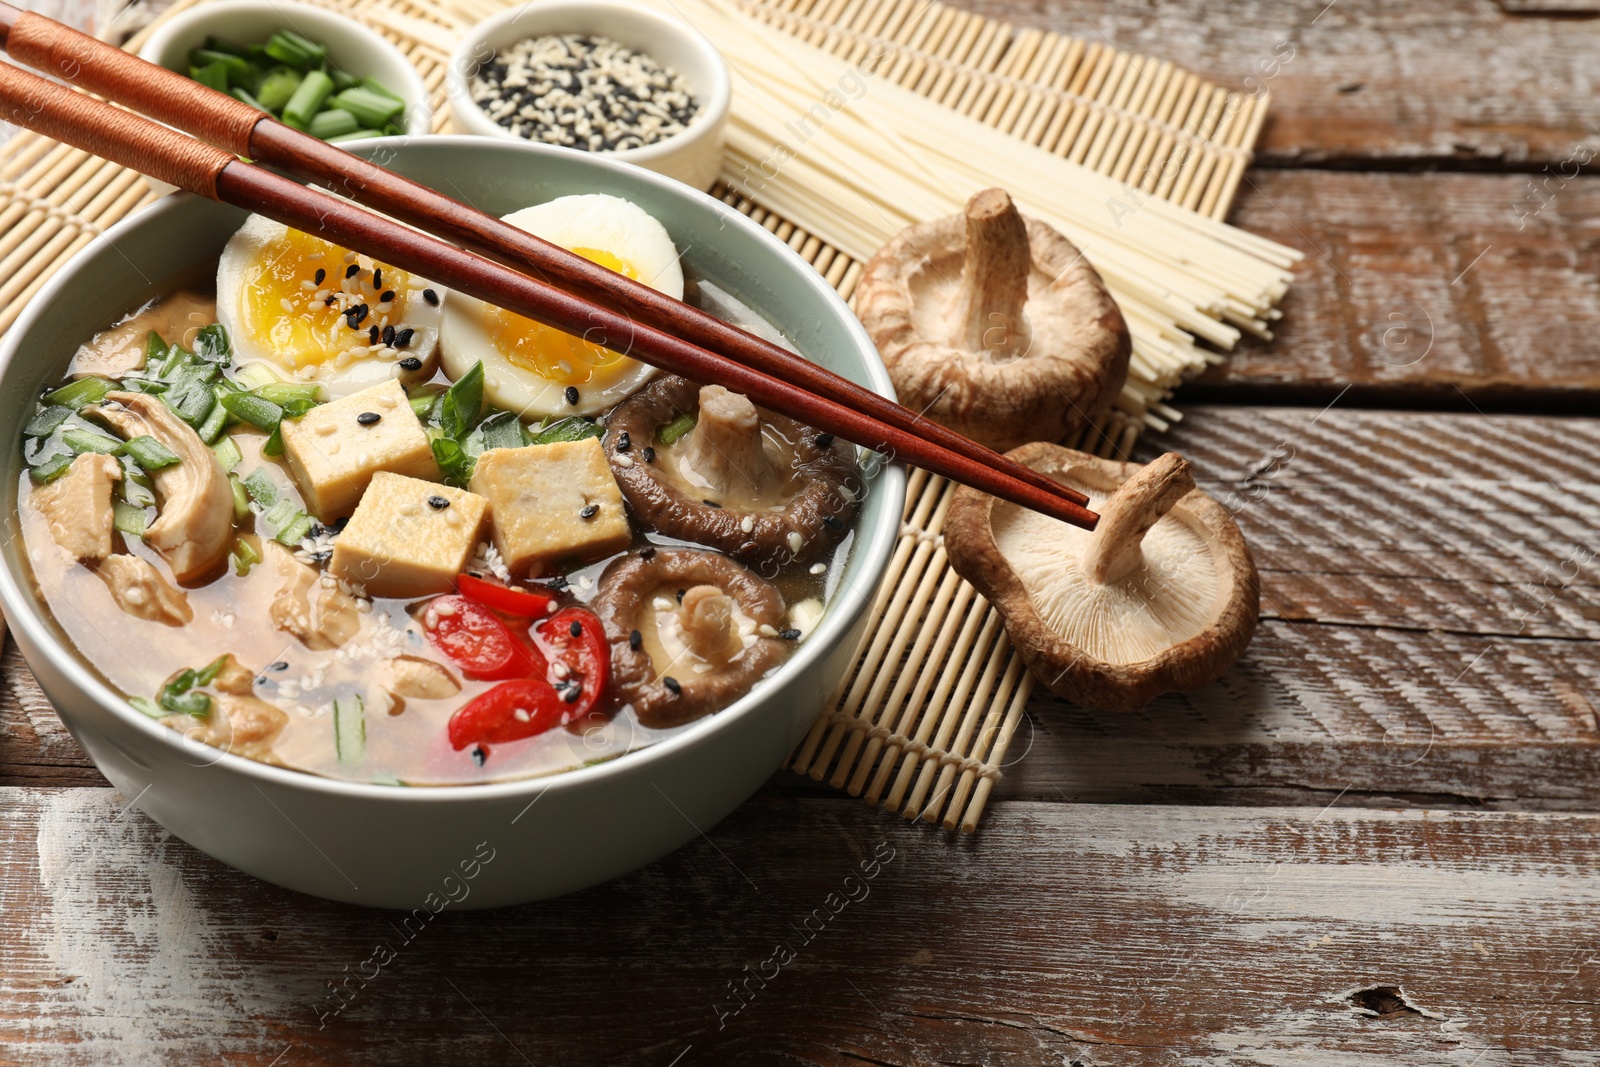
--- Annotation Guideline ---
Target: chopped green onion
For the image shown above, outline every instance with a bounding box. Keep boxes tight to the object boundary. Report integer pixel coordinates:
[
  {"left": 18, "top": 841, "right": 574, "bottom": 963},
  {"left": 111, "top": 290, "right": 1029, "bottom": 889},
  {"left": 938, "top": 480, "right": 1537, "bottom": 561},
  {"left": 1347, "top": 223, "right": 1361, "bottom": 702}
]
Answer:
[
  {"left": 193, "top": 323, "right": 231, "bottom": 364},
  {"left": 230, "top": 538, "right": 261, "bottom": 576},
  {"left": 203, "top": 35, "right": 251, "bottom": 58},
  {"left": 469, "top": 410, "right": 528, "bottom": 455},
  {"left": 334, "top": 695, "right": 366, "bottom": 764},
  {"left": 231, "top": 362, "right": 282, "bottom": 391},
  {"left": 254, "top": 381, "right": 322, "bottom": 416},
  {"left": 168, "top": 379, "right": 218, "bottom": 428},
  {"left": 122, "top": 434, "right": 180, "bottom": 470},
  {"left": 264, "top": 30, "right": 326, "bottom": 71},
  {"left": 196, "top": 392, "right": 231, "bottom": 444},
  {"left": 231, "top": 88, "right": 267, "bottom": 111},
  {"left": 219, "top": 390, "right": 284, "bottom": 431},
  {"left": 61, "top": 426, "right": 124, "bottom": 455},
  {"left": 144, "top": 330, "right": 168, "bottom": 365},
  {"left": 129, "top": 696, "right": 165, "bottom": 718},
  {"left": 244, "top": 468, "right": 309, "bottom": 543},
  {"left": 331, "top": 68, "right": 362, "bottom": 92},
  {"left": 42, "top": 376, "right": 112, "bottom": 410},
  {"left": 255, "top": 66, "right": 302, "bottom": 112},
  {"left": 282, "top": 69, "right": 334, "bottom": 129},
  {"left": 23, "top": 405, "right": 72, "bottom": 437},
  {"left": 189, "top": 49, "right": 256, "bottom": 89},
  {"left": 327, "top": 130, "right": 383, "bottom": 144},
  {"left": 361, "top": 76, "right": 403, "bottom": 102},
  {"left": 408, "top": 392, "right": 437, "bottom": 420},
  {"left": 120, "top": 466, "right": 157, "bottom": 508},
  {"left": 190, "top": 60, "right": 230, "bottom": 92},
  {"left": 28, "top": 453, "right": 74, "bottom": 484},
  {"left": 157, "top": 654, "right": 230, "bottom": 717},
  {"left": 331, "top": 86, "right": 404, "bottom": 128},
  {"left": 308, "top": 107, "right": 360, "bottom": 140},
  {"left": 212, "top": 435, "right": 244, "bottom": 473},
  {"left": 113, "top": 500, "right": 149, "bottom": 536},
  {"left": 228, "top": 473, "right": 252, "bottom": 523},
  {"left": 439, "top": 361, "right": 484, "bottom": 440},
  {"left": 262, "top": 425, "right": 285, "bottom": 458},
  {"left": 530, "top": 416, "right": 605, "bottom": 445},
  {"left": 431, "top": 435, "right": 474, "bottom": 488},
  {"left": 242, "top": 468, "right": 281, "bottom": 508},
  {"left": 656, "top": 411, "right": 698, "bottom": 446}
]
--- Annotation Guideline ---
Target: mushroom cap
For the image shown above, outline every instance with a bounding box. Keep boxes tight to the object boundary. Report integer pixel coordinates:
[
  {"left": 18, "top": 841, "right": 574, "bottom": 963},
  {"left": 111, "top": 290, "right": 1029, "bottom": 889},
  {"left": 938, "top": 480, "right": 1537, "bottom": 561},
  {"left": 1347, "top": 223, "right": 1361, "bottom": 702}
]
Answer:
[
  {"left": 591, "top": 548, "right": 790, "bottom": 728},
  {"left": 945, "top": 443, "right": 1257, "bottom": 710},
  {"left": 856, "top": 188, "right": 1130, "bottom": 452},
  {"left": 603, "top": 375, "right": 861, "bottom": 569}
]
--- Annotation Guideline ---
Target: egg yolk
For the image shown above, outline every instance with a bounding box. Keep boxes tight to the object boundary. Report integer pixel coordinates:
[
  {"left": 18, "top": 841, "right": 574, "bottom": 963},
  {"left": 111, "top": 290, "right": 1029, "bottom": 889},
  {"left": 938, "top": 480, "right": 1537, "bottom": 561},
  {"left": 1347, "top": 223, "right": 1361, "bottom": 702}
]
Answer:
[
  {"left": 483, "top": 248, "right": 640, "bottom": 385},
  {"left": 238, "top": 228, "right": 415, "bottom": 369}
]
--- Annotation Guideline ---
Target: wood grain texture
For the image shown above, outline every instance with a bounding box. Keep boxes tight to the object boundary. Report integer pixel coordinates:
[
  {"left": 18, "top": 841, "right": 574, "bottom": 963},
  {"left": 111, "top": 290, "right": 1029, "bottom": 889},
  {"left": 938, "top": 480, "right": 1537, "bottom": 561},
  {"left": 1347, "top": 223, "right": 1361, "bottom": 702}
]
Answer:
[
  {"left": 970, "top": 0, "right": 1600, "bottom": 168},
  {"left": 1206, "top": 170, "right": 1600, "bottom": 402},
  {"left": 8, "top": 408, "right": 1597, "bottom": 811},
  {"left": 3, "top": 787, "right": 1598, "bottom": 1065}
]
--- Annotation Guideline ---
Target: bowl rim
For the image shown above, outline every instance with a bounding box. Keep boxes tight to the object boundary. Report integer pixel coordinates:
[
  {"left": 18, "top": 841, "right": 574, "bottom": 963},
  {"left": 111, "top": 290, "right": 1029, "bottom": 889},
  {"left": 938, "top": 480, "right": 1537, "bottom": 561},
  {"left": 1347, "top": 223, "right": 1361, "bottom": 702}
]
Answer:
[
  {"left": 444, "top": 0, "right": 731, "bottom": 165},
  {"left": 0, "top": 135, "right": 904, "bottom": 806},
  {"left": 137, "top": 0, "right": 434, "bottom": 136}
]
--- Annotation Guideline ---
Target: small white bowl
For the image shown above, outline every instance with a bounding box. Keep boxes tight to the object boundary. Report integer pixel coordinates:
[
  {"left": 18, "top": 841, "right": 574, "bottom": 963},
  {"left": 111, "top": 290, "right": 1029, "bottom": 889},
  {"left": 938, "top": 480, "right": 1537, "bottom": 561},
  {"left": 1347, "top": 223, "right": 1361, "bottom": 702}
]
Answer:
[
  {"left": 140, "top": 0, "right": 432, "bottom": 137},
  {"left": 448, "top": 1, "right": 730, "bottom": 191}
]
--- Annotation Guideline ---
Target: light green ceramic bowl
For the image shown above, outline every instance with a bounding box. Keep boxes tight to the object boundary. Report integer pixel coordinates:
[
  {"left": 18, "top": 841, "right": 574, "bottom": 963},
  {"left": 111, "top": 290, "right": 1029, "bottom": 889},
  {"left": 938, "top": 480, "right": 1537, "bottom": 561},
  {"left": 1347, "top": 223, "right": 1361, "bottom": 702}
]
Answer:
[{"left": 0, "top": 138, "right": 904, "bottom": 908}]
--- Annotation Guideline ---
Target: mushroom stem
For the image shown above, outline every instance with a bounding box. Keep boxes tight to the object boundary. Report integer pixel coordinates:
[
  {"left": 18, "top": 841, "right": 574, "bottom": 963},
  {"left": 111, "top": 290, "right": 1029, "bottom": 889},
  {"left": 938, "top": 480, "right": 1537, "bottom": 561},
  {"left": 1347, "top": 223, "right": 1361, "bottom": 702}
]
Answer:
[
  {"left": 677, "top": 385, "right": 772, "bottom": 498},
  {"left": 680, "top": 584, "right": 737, "bottom": 663},
  {"left": 953, "top": 188, "right": 1033, "bottom": 361},
  {"left": 1081, "top": 452, "right": 1196, "bottom": 585}
]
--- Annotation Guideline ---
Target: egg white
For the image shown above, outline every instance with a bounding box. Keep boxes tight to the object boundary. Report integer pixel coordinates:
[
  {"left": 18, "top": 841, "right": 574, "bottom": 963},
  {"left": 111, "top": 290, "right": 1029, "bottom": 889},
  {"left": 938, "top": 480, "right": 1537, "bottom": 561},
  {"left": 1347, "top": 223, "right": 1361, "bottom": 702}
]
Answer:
[
  {"left": 439, "top": 195, "right": 682, "bottom": 418},
  {"left": 216, "top": 214, "right": 445, "bottom": 398}
]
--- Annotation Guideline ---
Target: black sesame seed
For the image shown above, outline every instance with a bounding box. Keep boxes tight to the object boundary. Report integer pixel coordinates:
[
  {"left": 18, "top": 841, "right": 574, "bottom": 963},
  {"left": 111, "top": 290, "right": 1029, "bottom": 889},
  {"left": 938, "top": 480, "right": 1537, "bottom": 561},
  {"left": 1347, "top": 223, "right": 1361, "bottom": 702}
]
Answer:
[
  {"left": 616, "top": 431, "right": 631, "bottom": 452},
  {"left": 663, "top": 676, "right": 682, "bottom": 695},
  {"left": 379, "top": 290, "right": 395, "bottom": 303},
  {"left": 823, "top": 515, "right": 843, "bottom": 531},
  {"left": 313, "top": 268, "right": 326, "bottom": 285},
  {"left": 399, "top": 356, "right": 422, "bottom": 371},
  {"left": 357, "top": 411, "right": 381, "bottom": 426},
  {"left": 368, "top": 325, "right": 380, "bottom": 344},
  {"left": 642, "top": 446, "right": 655, "bottom": 463},
  {"left": 564, "top": 385, "right": 580, "bottom": 405},
  {"left": 395, "top": 328, "right": 414, "bottom": 349},
  {"left": 814, "top": 433, "right": 835, "bottom": 448},
  {"left": 562, "top": 684, "right": 581, "bottom": 704},
  {"left": 470, "top": 745, "right": 487, "bottom": 767},
  {"left": 345, "top": 264, "right": 360, "bottom": 279},
  {"left": 569, "top": 620, "right": 583, "bottom": 637},
  {"left": 372, "top": 268, "right": 383, "bottom": 290},
  {"left": 779, "top": 628, "right": 801, "bottom": 640},
  {"left": 423, "top": 288, "right": 439, "bottom": 306},
  {"left": 382, "top": 324, "right": 396, "bottom": 346},
  {"left": 579, "top": 503, "right": 599, "bottom": 519},
  {"left": 427, "top": 495, "right": 450, "bottom": 510},
  {"left": 323, "top": 295, "right": 338, "bottom": 306},
  {"left": 639, "top": 546, "right": 656, "bottom": 560},
  {"left": 629, "top": 629, "right": 642, "bottom": 650},
  {"left": 546, "top": 574, "right": 571, "bottom": 590},
  {"left": 675, "top": 588, "right": 686, "bottom": 603},
  {"left": 269, "top": 661, "right": 289, "bottom": 671},
  {"left": 702, "top": 499, "right": 722, "bottom": 509}
]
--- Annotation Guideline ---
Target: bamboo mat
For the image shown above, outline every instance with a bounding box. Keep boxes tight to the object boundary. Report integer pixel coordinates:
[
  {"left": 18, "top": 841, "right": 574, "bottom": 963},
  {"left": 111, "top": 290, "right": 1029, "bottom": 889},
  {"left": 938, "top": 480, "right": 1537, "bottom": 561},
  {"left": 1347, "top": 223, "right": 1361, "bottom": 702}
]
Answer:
[{"left": 0, "top": 0, "right": 1270, "bottom": 831}]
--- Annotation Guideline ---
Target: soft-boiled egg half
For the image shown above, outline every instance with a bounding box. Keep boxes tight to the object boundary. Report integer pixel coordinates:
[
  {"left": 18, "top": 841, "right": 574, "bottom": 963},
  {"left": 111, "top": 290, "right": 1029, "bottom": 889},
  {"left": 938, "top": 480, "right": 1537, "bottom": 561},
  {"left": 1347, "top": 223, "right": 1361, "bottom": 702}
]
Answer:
[
  {"left": 440, "top": 194, "right": 682, "bottom": 418},
  {"left": 216, "top": 215, "right": 445, "bottom": 397}
]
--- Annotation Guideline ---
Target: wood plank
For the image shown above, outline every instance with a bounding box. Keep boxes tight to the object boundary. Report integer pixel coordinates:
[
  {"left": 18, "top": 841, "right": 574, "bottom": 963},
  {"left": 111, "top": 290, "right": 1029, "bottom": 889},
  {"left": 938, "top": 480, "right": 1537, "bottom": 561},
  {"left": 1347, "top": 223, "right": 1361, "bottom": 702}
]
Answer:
[
  {"left": 7, "top": 408, "right": 1597, "bottom": 811},
  {"left": 2, "top": 788, "right": 1598, "bottom": 1064},
  {"left": 970, "top": 0, "right": 1600, "bottom": 167},
  {"left": 1205, "top": 169, "right": 1600, "bottom": 401}
]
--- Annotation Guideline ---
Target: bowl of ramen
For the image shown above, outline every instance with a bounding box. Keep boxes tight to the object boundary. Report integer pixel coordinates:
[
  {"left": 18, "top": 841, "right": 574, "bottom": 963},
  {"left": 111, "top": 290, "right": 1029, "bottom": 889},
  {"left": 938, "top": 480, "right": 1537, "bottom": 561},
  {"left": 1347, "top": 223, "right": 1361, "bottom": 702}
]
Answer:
[{"left": 0, "top": 137, "right": 903, "bottom": 908}]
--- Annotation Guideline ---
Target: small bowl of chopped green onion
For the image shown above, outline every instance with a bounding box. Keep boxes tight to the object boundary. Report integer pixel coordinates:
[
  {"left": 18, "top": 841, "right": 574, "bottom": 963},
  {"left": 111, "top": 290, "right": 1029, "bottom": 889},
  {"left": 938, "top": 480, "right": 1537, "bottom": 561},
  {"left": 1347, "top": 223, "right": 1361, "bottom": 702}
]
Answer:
[{"left": 140, "top": 0, "right": 432, "bottom": 144}]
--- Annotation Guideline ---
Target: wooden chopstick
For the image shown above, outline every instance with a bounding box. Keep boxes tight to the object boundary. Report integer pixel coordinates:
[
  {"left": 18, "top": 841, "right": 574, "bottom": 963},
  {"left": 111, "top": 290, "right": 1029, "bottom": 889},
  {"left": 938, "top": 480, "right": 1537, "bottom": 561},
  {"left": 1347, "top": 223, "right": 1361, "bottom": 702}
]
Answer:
[
  {"left": 0, "top": 56, "right": 1100, "bottom": 531},
  {"left": 0, "top": 2, "right": 1096, "bottom": 515}
]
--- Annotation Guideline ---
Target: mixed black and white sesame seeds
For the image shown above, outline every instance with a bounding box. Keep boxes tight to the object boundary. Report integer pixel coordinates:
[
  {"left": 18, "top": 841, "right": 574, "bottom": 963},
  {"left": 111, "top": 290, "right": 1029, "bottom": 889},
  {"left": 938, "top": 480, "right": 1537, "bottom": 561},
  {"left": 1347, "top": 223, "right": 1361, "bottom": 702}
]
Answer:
[{"left": 469, "top": 35, "right": 700, "bottom": 153}]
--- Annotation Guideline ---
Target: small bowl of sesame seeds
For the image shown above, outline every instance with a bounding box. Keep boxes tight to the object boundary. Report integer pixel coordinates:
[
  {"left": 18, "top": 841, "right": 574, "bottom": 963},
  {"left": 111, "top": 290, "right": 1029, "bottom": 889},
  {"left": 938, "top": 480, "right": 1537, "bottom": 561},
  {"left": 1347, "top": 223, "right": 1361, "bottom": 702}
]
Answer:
[{"left": 447, "top": 0, "right": 730, "bottom": 191}]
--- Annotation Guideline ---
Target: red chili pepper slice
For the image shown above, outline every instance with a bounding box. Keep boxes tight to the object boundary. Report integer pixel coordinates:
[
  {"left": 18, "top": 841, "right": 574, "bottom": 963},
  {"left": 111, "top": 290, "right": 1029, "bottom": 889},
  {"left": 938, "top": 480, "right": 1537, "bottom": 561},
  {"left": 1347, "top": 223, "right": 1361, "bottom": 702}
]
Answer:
[
  {"left": 457, "top": 573, "right": 557, "bottom": 618},
  {"left": 533, "top": 606, "right": 610, "bottom": 718},
  {"left": 422, "top": 595, "right": 545, "bottom": 681},
  {"left": 447, "top": 678, "right": 569, "bottom": 750}
]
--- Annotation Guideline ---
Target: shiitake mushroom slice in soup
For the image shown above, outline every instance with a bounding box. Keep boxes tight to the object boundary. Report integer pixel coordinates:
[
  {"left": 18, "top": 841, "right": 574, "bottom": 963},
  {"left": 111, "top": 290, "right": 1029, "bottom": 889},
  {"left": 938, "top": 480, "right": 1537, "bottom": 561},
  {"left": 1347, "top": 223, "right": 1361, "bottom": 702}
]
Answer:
[{"left": 603, "top": 375, "right": 862, "bottom": 568}]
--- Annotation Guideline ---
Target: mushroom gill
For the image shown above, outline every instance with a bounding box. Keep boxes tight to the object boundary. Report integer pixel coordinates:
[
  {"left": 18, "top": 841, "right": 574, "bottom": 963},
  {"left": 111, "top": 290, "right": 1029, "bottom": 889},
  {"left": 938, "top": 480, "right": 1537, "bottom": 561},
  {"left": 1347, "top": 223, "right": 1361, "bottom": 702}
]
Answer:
[
  {"left": 604, "top": 375, "right": 860, "bottom": 567},
  {"left": 591, "top": 548, "right": 790, "bottom": 728},
  {"left": 946, "top": 445, "right": 1257, "bottom": 709},
  {"left": 855, "top": 188, "right": 1130, "bottom": 452}
]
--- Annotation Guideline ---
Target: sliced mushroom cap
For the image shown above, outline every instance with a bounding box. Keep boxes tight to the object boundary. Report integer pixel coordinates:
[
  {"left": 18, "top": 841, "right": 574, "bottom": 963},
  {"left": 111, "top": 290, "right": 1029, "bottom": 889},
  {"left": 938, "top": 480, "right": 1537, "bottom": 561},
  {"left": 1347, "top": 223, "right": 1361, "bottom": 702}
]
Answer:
[
  {"left": 591, "top": 548, "right": 790, "bottom": 728},
  {"left": 945, "top": 445, "right": 1257, "bottom": 710},
  {"left": 603, "top": 376, "right": 860, "bottom": 568},
  {"left": 89, "top": 391, "right": 233, "bottom": 583},
  {"left": 856, "top": 188, "right": 1130, "bottom": 452}
]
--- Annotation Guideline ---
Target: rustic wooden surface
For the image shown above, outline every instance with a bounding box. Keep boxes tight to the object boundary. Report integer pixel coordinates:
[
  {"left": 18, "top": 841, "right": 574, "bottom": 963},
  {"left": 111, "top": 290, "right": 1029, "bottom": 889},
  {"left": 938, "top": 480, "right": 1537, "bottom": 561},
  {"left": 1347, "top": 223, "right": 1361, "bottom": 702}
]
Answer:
[{"left": 4, "top": 0, "right": 1600, "bottom": 1064}]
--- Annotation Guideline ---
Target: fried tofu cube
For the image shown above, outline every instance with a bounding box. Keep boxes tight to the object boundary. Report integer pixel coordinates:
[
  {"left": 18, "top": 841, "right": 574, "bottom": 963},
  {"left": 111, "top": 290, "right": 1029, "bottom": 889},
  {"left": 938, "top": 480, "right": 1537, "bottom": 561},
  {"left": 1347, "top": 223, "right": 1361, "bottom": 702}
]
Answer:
[
  {"left": 469, "top": 439, "right": 631, "bottom": 577},
  {"left": 281, "top": 379, "right": 437, "bottom": 520},
  {"left": 330, "top": 473, "right": 488, "bottom": 598}
]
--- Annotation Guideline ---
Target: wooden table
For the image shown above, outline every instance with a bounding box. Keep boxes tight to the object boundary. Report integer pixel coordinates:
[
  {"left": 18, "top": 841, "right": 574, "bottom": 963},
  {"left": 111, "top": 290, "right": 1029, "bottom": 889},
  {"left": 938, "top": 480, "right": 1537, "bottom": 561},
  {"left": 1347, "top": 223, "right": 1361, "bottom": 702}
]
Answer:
[{"left": 5, "top": 1, "right": 1599, "bottom": 1062}]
